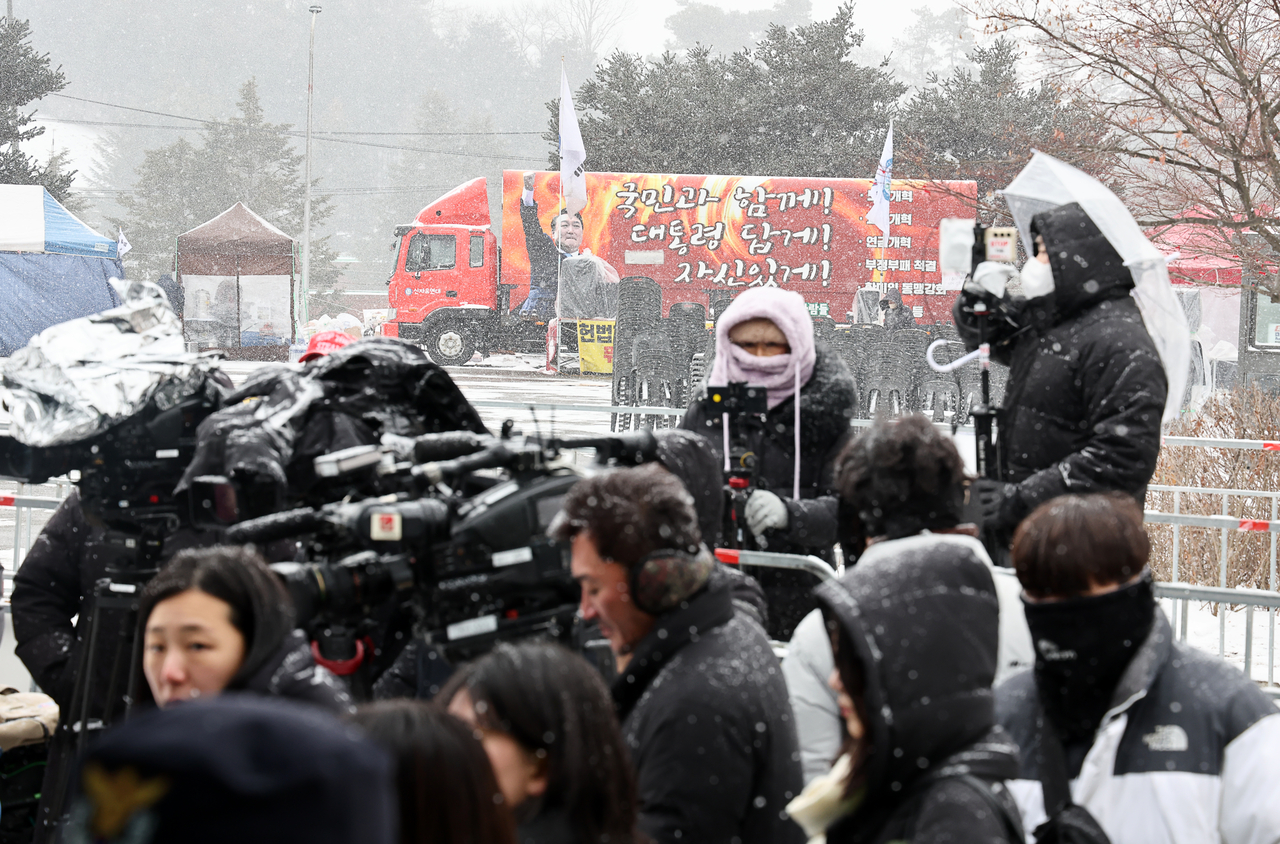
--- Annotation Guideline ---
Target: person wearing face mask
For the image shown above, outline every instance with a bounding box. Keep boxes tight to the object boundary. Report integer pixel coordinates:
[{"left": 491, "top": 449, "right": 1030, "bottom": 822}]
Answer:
[
  {"left": 550, "top": 465, "right": 804, "bottom": 844},
  {"left": 877, "top": 288, "right": 918, "bottom": 332},
  {"left": 953, "top": 203, "right": 1168, "bottom": 552},
  {"left": 136, "top": 545, "right": 354, "bottom": 713},
  {"left": 680, "top": 286, "right": 857, "bottom": 640},
  {"left": 996, "top": 494, "right": 1280, "bottom": 843}
]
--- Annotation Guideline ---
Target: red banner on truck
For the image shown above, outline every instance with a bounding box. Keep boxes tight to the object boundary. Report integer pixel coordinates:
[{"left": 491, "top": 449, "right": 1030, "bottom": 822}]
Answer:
[{"left": 501, "top": 170, "right": 977, "bottom": 324}]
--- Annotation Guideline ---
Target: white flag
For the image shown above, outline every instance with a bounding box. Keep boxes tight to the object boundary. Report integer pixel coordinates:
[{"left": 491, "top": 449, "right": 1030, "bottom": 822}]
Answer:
[
  {"left": 559, "top": 64, "right": 588, "bottom": 216},
  {"left": 868, "top": 121, "right": 893, "bottom": 240},
  {"left": 116, "top": 228, "right": 132, "bottom": 258}
]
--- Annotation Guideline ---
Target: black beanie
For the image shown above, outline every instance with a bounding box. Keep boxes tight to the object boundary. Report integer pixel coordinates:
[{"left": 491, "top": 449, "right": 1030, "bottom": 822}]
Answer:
[{"left": 67, "top": 694, "right": 395, "bottom": 844}]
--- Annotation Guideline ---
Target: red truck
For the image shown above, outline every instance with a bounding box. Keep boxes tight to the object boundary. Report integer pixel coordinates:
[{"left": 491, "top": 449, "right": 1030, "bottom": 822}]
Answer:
[{"left": 384, "top": 171, "right": 977, "bottom": 366}]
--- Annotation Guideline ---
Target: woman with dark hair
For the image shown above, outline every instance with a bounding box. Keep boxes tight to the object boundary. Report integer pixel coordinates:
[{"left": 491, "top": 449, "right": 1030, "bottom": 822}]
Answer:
[
  {"left": 352, "top": 700, "right": 517, "bottom": 844},
  {"left": 441, "top": 641, "right": 641, "bottom": 844},
  {"left": 137, "top": 545, "right": 352, "bottom": 713},
  {"left": 786, "top": 530, "right": 1023, "bottom": 843}
]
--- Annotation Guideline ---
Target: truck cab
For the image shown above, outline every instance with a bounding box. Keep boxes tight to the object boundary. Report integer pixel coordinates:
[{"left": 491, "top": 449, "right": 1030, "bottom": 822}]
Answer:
[{"left": 385, "top": 178, "right": 507, "bottom": 365}]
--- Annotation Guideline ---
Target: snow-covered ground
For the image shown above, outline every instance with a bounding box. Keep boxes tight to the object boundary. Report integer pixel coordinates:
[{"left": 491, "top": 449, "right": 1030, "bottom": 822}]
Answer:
[{"left": 0, "top": 358, "right": 1274, "bottom": 695}]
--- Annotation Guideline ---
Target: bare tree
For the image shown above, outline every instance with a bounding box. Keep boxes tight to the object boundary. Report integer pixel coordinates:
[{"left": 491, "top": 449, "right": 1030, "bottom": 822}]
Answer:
[
  {"left": 973, "top": 0, "right": 1280, "bottom": 295},
  {"left": 561, "top": 0, "right": 634, "bottom": 58}
]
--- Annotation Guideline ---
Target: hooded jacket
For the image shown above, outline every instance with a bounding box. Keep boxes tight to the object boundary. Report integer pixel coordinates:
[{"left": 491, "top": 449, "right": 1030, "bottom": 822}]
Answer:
[
  {"left": 879, "top": 289, "right": 917, "bottom": 332},
  {"left": 681, "top": 344, "right": 856, "bottom": 551},
  {"left": 952, "top": 203, "right": 1167, "bottom": 532},
  {"left": 238, "top": 629, "right": 355, "bottom": 714},
  {"left": 681, "top": 344, "right": 857, "bottom": 638},
  {"left": 613, "top": 567, "right": 805, "bottom": 844},
  {"left": 810, "top": 537, "right": 1022, "bottom": 844},
  {"left": 996, "top": 609, "right": 1280, "bottom": 843},
  {"left": 785, "top": 533, "right": 1034, "bottom": 785}
]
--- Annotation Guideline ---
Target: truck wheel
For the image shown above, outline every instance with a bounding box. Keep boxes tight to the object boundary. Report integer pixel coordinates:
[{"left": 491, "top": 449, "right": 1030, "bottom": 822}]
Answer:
[{"left": 424, "top": 322, "right": 477, "bottom": 366}]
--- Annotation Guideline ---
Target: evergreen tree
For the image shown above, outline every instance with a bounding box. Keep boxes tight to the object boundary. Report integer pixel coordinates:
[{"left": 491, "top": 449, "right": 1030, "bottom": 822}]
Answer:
[
  {"left": 0, "top": 18, "right": 75, "bottom": 202},
  {"left": 562, "top": 3, "right": 906, "bottom": 178},
  {"left": 116, "top": 80, "right": 336, "bottom": 286}
]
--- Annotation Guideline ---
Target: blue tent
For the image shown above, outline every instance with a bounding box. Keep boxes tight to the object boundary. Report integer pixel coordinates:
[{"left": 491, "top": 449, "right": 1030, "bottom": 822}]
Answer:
[{"left": 0, "top": 185, "right": 123, "bottom": 355}]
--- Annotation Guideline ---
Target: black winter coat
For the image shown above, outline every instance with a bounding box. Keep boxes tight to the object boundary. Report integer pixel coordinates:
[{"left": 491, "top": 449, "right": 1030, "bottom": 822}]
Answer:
[
  {"left": 953, "top": 203, "right": 1167, "bottom": 534},
  {"left": 814, "top": 536, "right": 1022, "bottom": 844},
  {"left": 680, "top": 344, "right": 856, "bottom": 639},
  {"left": 238, "top": 629, "right": 355, "bottom": 714},
  {"left": 680, "top": 344, "right": 856, "bottom": 552},
  {"left": 613, "top": 568, "right": 805, "bottom": 844},
  {"left": 11, "top": 490, "right": 220, "bottom": 719},
  {"left": 516, "top": 809, "right": 583, "bottom": 844}
]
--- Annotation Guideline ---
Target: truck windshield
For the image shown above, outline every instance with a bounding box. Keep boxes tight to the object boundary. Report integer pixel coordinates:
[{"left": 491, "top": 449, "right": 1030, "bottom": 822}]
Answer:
[{"left": 405, "top": 233, "right": 456, "bottom": 272}]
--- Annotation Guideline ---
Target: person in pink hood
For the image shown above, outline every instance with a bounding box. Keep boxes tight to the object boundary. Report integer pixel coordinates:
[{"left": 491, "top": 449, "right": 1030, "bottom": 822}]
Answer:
[{"left": 679, "top": 287, "right": 857, "bottom": 640}]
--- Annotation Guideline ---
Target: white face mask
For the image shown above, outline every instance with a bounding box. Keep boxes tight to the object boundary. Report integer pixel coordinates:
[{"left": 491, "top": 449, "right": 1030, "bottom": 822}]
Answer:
[{"left": 1021, "top": 258, "right": 1055, "bottom": 299}]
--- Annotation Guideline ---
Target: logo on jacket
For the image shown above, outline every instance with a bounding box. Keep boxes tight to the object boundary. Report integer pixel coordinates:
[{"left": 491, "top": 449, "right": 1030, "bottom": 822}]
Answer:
[
  {"left": 1036, "top": 638, "right": 1077, "bottom": 661},
  {"left": 1141, "top": 724, "right": 1189, "bottom": 752}
]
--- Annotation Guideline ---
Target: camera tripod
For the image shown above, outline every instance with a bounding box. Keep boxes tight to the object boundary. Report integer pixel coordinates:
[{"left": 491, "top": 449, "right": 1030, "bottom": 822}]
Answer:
[{"left": 33, "top": 527, "right": 166, "bottom": 844}]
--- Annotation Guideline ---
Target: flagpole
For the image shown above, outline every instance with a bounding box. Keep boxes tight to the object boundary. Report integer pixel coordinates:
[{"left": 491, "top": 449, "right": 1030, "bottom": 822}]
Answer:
[{"left": 556, "top": 58, "right": 565, "bottom": 371}]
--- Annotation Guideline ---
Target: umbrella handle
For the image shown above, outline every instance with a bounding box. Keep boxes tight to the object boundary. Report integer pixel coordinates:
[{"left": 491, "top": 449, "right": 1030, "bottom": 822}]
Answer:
[{"left": 927, "top": 339, "right": 982, "bottom": 373}]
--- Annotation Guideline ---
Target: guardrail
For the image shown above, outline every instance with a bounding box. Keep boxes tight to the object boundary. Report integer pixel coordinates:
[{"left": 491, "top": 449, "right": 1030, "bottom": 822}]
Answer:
[
  {"left": 469, "top": 401, "right": 1280, "bottom": 451},
  {"left": 715, "top": 547, "right": 1278, "bottom": 696},
  {"left": 1144, "top": 484, "right": 1278, "bottom": 680}
]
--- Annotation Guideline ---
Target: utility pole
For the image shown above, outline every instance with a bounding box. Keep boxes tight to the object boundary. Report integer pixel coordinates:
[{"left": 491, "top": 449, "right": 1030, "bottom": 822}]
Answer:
[{"left": 300, "top": 4, "right": 321, "bottom": 336}]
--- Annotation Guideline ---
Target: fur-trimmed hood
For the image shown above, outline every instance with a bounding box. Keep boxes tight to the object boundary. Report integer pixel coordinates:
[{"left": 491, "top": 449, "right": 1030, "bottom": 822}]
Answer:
[{"left": 694, "top": 342, "right": 857, "bottom": 450}]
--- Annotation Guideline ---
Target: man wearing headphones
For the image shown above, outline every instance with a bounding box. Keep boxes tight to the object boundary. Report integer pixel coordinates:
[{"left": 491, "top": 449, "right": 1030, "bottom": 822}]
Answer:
[{"left": 551, "top": 464, "right": 804, "bottom": 844}]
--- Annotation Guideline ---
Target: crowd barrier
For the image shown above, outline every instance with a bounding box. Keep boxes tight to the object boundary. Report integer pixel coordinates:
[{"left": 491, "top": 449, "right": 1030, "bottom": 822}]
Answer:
[
  {"left": 714, "top": 547, "right": 1279, "bottom": 698},
  {"left": 0, "top": 403, "right": 1276, "bottom": 694}
]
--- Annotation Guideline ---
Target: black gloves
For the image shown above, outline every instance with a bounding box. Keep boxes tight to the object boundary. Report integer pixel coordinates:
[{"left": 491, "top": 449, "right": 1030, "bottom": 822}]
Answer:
[{"left": 969, "top": 478, "right": 1024, "bottom": 535}]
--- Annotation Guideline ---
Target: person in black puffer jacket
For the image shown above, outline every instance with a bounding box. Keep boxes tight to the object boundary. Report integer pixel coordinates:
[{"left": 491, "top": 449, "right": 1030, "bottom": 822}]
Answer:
[
  {"left": 551, "top": 465, "right": 805, "bottom": 844},
  {"left": 953, "top": 202, "right": 1167, "bottom": 549},
  {"left": 786, "top": 527, "right": 1023, "bottom": 844},
  {"left": 680, "top": 287, "right": 857, "bottom": 639}
]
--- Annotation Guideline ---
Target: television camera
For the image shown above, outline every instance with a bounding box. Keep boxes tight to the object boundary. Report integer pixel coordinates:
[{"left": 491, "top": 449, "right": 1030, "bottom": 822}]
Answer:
[{"left": 216, "top": 427, "right": 659, "bottom": 682}]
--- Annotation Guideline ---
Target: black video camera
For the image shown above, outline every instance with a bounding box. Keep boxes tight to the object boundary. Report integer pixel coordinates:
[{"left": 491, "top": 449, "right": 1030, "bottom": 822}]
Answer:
[
  {"left": 0, "top": 384, "right": 224, "bottom": 570},
  {"left": 223, "top": 429, "right": 657, "bottom": 672}
]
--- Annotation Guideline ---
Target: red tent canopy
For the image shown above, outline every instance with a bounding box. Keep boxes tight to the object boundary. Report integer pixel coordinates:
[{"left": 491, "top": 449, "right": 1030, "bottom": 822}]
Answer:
[
  {"left": 176, "top": 202, "right": 296, "bottom": 276},
  {"left": 1148, "top": 219, "right": 1242, "bottom": 287}
]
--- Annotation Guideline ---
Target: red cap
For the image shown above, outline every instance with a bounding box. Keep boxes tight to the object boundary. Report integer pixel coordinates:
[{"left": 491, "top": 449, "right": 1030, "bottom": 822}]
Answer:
[{"left": 299, "top": 329, "right": 356, "bottom": 362}]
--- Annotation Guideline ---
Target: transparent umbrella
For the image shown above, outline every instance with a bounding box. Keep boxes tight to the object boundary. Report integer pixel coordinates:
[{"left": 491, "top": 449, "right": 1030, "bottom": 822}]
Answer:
[{"left": 1002, "top": 152, "right": 1190, "bottom": 424}]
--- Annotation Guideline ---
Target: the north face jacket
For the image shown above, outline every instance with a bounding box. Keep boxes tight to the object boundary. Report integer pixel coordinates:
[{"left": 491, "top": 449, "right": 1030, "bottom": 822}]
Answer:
[{"left": 995, "top": 608, "right": 1280, "bottom": 843}]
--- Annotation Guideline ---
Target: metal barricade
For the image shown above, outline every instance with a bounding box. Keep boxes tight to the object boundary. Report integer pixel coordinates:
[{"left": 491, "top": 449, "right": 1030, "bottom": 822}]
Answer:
[
  {"left": 0, "top": 484, "right": 72, "bottom": 593},
  {"left": 1144, "top": 488, "right": 1279, "bottom": 687}
]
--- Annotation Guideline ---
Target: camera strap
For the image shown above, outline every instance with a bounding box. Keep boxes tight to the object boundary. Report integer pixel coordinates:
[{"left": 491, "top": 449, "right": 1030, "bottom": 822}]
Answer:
[{"left": 793, "top": 363, "right": 801, "bottom": 500}]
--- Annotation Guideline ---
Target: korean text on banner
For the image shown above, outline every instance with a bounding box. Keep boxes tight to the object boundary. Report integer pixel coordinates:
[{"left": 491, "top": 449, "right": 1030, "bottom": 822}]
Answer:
[{"left": 577, "top": 319, "right": 615, "bottom": 375}]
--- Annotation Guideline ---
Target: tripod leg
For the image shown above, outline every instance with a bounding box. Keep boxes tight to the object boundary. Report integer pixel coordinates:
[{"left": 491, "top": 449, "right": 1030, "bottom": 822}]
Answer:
[{"left": 34, "top": 598, "right": 103, "bottom": 842}]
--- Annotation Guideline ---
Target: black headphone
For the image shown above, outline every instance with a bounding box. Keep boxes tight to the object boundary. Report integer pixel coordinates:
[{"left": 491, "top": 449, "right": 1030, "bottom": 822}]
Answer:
[{"left": 629, "top": 545, "right": 714, "bottom": 616}]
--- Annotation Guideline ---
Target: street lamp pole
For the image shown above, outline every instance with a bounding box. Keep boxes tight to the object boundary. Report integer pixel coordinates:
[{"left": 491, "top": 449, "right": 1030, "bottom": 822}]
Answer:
[{"left": 300, "top": 4, "right": 321, "bottom": 336}]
